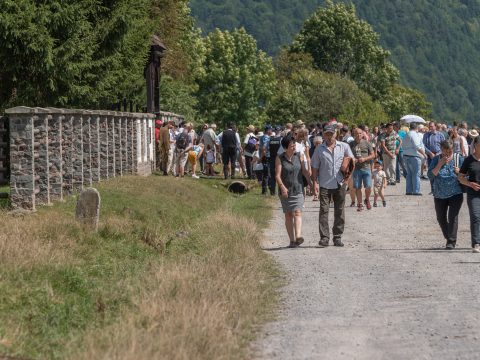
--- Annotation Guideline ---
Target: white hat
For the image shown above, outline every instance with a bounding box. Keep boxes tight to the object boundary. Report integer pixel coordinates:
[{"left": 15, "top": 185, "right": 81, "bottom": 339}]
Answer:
[{"left": 469, "top": 129, "right": 479, "bottom": 138}]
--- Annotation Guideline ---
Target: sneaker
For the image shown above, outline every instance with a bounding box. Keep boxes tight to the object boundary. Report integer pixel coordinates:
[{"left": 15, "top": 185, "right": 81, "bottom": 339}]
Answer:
[
  {"left": 288, "top": 242, "right": 298, "bottom": 248},
  {"left": 445, "top": 243, "right": 455, "bottom": 250},
  {"left": 373, "top": 202, "right": 378, "bottom": 207},
  {"left": 192, "top": 174, "right": 199, "bottom": 179},
  {"left": 473, "top": 245, "right": 480, "bottom": 253},
  {"left": 333, "top": 239, "right": 344, "bottom": 247},
  {"left": 382, "top": 201, "right": 387, "bottom": 207},
  {"left": 319, "top": 239, "right": 329, "bottom": 247}
]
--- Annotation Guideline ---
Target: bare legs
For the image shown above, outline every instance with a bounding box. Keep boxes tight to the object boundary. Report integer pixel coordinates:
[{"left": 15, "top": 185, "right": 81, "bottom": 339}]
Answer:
[
  {"left": 285, "top": 212, "right": 295, "bottom": 244},
  {"left": 285, "top": 210, "right": 303, "bottom": 246}
]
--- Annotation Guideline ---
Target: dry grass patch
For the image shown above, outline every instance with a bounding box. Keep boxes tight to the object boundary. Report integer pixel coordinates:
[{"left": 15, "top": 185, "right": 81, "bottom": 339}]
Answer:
[{"left": 0, "top": 176, "right": 280, "bottom": 360}]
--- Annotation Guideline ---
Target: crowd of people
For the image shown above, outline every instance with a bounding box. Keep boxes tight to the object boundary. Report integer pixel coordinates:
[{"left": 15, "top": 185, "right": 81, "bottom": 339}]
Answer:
[{"left": 155, "top": 118, "right": 480, "bottom": 252}]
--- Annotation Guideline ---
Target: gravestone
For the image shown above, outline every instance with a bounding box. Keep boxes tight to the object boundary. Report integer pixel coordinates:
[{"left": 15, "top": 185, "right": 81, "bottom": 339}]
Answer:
[{"left": 75, "top": 187, "right": 101, "bottom": 231}]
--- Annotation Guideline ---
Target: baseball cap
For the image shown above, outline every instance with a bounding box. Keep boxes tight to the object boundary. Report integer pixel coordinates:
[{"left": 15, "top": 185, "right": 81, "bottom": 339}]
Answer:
[
  {"left": 323, "top": 124, "right": 336, "bottom": 134},
  {"left": 264, "top": 124, "right": 273, "bottom": 131}
]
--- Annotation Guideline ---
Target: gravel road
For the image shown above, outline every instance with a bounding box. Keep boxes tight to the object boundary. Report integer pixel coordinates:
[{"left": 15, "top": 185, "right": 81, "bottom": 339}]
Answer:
[{"left": 255, "top": 182, "right": 480, "bottom": 360}]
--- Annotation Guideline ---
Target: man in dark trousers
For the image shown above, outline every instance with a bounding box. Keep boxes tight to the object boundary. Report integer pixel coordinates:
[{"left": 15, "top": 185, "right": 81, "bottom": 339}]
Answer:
[
  {"left": 221, "top": 123, "right": 239, "bottom": 179},
  {"left": 267, "top": 131, "right": 283, "bottom": 195}
]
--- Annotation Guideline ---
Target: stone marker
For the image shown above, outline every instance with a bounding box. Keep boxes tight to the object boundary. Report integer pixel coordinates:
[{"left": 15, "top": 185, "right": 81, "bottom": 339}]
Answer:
[{"left": 75, "top": 187, "right": 101, "bottom": 231}]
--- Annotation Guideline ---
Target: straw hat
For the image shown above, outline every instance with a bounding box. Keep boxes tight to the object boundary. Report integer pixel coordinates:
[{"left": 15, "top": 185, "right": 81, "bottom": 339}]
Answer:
[
  {"left": 469, "top": 129, "right": 479, "bottom": 138},
  {"left": 246, "top": 124, "right": 255, "bottom": 132}
]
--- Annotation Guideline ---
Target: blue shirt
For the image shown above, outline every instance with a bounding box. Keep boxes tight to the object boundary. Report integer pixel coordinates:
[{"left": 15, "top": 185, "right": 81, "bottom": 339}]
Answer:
[
  {"left": 260, "top": 134, "right": 271, "bottom": 158},
  {"left": 427, "top": 155, "right": 464, "bottom": 199},
  {"left": 397, "top": 129, "right": 406, "bottom": 152},
  {"left": 311, "top": 141, "right": 354, "bottom": 189},
  {"left": 423, "top": 132, "right": 445, "bottom": 156},
  {"left": 402, "top": 130, "right": 424, "bottom": 157}
]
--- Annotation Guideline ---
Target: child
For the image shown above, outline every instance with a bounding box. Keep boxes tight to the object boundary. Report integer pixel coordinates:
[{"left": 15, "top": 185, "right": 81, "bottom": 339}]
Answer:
[
  {"left": 372, "top": 160, "right": 387, "bottom": 207},
  {"left": 205, "top": 144, "right": 215, "bottom": 177},
  {"left": 252, "top": 143, "right": 263, "bottom": 185},
  {"left": 188, "top": 144, "right": 204, "bottom": 179}
]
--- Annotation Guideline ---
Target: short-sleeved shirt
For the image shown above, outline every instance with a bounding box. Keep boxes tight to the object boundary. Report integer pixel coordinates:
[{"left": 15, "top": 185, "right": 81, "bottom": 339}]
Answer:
[
  {"left": 311, "top": 141, "right": 354, "bottom": 189},
  {"left": 460, "top": 155, "right": 480, "bottom": 196},
  {"left": 373, "top": 169, "right": 386, "bottom": 188},
  {"left": 428, "top": 155, "right": 464, "bottom": 199},
  {"left": 260, "top": 134, "right": 271, "bottom": 158},
  {"left": 201, "top": 128, "right": 217, "bottom": 149},
  {"left": 381, "top": 131, "right": 400, "bottom": 152},
  {"left": 350, "top": 140, "right": 373, "bottom": 170}
]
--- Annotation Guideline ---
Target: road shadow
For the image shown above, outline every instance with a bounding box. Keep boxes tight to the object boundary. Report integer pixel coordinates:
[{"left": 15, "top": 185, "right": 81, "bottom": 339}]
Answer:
[
  {"left": 262, "top": 246, "right": 324, "bottom": 251},
  {"left": 369, "top": 247, "right": 473, "bottom": 253}
]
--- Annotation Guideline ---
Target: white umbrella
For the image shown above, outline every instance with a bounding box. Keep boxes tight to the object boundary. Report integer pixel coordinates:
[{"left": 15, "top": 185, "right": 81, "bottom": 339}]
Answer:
[{"left": 401, "top": 114, "right": 426, "bottom": 124}]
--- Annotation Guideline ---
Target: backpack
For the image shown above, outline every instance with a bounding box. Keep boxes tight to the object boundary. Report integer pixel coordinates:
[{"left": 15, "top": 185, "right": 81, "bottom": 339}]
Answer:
[
  {"left": 269, "top": 136, "right": 282, "bottom": 159},
  {"left": 244, "top": 135, "right": 257, "bottom": 153},
  {"left": 176, "top": 132, "right": 189, "bottom": 150}
]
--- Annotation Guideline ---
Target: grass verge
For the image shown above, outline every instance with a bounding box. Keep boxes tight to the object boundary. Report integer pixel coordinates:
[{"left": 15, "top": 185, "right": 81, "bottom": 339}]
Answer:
[{"left": 0, "top": 176, "right": 281, "bottom": 360}]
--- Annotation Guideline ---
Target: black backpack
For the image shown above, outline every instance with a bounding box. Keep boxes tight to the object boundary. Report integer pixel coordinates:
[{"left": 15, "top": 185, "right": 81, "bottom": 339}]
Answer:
[
  {"left": 176, "top": 132, "right": 189, "bottom": 150},
  {"left": 269, "top": 136, "right": 282, "bottom": 158}
]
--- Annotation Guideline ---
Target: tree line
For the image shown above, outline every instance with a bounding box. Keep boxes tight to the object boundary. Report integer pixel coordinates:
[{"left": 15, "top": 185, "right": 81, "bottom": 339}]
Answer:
[{"left": 0, "top": 0, "right": 431, "bottom": 130}]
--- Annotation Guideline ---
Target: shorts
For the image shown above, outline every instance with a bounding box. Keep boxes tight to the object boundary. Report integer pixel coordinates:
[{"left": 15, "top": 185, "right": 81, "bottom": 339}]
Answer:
[
  {"left": 188, "top": 151, "right": 197, "bottom": 166},
  {"left": 352, "top": 168, "right": 372, "bottom": 189},
  {"left": 175, "top": 151, "right": 188, "bottom": 168}
]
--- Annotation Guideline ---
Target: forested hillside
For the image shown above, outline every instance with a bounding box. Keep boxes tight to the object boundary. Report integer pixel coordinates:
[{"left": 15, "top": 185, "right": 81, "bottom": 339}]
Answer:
[{"left": 190, "top": 0, "right": 480, "bottom": 122}]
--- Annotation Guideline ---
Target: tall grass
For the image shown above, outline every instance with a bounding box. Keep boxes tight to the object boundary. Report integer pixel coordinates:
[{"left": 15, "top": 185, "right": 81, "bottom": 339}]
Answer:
[{"left": 0, "top": 176, "right": 280, "bottom": 360}]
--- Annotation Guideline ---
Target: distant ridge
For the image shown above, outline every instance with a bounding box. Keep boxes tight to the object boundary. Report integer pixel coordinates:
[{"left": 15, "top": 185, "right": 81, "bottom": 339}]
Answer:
[{"left": 191, "top": 0, "right": 480, "bottom": 123}]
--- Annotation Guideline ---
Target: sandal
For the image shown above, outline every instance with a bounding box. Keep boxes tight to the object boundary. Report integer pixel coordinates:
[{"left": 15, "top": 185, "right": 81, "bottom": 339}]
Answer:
[
  {"left": 357, "top": 204, "right": 364, "bottom": 212},
  {"left": 350, "top": 201, "right": 356, "bottom": 207},
  {"left": 295, "top": 237, "right": 304, "bottom": 246},
  {"left": 313, "top": 195, "right": 319, "bottom": 201}
]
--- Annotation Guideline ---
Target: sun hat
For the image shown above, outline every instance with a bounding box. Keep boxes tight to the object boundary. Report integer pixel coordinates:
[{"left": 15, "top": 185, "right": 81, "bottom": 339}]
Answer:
[
  {"left": 294, "top": 120, "right": 305, "bottom": 127},
  {"left": 469, "top": 129, "right": 479, "bottom": 138},
  {"left": 246, "top": 124, "right": 255, "bottom": 132}
]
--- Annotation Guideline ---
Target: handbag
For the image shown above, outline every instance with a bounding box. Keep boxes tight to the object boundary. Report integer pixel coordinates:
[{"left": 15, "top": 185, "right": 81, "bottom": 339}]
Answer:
[{"left": 341, "top": 156, "right": 354, "bottom": 181}]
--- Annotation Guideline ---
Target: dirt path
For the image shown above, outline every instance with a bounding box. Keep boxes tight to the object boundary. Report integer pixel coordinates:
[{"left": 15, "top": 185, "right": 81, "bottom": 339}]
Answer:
[{"left": 255, "top": 182, "right": 480, "bottom": 360}]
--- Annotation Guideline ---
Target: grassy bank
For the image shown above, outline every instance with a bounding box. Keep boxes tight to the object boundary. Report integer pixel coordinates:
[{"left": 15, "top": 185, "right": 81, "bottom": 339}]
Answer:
[{"left": 0, "top": 176, "right": 281, "bottom": 359}]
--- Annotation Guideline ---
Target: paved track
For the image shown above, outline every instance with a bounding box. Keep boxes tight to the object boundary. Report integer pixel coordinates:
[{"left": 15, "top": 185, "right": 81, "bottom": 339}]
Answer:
[{"left": 255, "top": 181, "right": 480, "bottom": 360}]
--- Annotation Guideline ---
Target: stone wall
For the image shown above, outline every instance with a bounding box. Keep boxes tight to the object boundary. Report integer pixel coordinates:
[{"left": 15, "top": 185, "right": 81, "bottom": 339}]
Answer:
[
  {"left": 5, "top": 107, "right": 183, "bottom": 211},
  {"left": 0, "top": 116, "right": 8, "bottom": 185}
]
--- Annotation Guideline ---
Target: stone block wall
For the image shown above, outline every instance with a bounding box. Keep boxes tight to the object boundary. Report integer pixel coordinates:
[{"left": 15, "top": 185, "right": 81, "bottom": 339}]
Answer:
[
  {"left": 0, "top": 117, "right": 9, "bottom": 186},
  {"left": 5, "top": 107, "right": 182, "bottom": 211}
]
